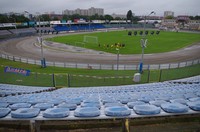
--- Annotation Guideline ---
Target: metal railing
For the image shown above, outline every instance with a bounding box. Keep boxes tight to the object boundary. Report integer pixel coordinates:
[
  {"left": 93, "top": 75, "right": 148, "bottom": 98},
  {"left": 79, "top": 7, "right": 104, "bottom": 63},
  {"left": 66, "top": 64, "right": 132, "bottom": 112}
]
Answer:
[{"left": 1, "top": 53, "right": 199, "bottom": 70}]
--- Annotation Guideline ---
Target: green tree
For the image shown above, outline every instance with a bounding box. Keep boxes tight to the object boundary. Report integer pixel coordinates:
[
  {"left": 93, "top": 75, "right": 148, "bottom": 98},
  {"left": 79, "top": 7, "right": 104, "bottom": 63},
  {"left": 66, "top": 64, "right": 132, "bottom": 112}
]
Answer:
[
  {"left": 99, "top": 15, "right": 105, "bottom": 20},
  {"left": 90, "top": 14, "right": 99, "bottom": 20},
  {"left": 0, "top": 14, "right": 9, "bottom": 23},
  {"left": 127, "top": 10, "right": 133, "bottom": 22},
  {"left": 104, "top": 14, "right": 113, "bottom": 21},
  {"left": 41, "top": 14, "right": 51, "bottom": 21},
  {"left": 165, "top": 16, "right": 174, "bottom": 19},
  {"left": 115, "top": 17, "right": 122, "bottom": 20},
  {"left": 194, "top": 15, "right": 200, "bottom": 20},
  {"left": 71, "top": 14, "right": 81, "bottom": 21}
]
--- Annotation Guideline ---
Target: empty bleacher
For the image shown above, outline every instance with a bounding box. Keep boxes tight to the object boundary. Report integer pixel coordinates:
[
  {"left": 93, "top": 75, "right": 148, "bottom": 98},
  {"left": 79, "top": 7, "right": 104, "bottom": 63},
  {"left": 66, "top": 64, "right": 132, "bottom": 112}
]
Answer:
[
  {"left": 9, "top": 28, "right": 36, "bottom": 36},
  {"left": 53, "top": 24, "right": 105, "bottom": 32},
  {"left": 0, "top": 30, "right": 14, "bottom": 39},
  {"left": 0, "top": 75, "right": 199, "bottom": 120}
]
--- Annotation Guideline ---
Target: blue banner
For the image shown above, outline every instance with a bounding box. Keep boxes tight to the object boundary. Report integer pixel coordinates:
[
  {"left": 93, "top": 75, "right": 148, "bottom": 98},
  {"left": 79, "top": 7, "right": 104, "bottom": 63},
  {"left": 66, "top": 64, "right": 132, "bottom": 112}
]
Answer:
[{"left": 4, "top": 66, "right": 31, "bottom": 76}]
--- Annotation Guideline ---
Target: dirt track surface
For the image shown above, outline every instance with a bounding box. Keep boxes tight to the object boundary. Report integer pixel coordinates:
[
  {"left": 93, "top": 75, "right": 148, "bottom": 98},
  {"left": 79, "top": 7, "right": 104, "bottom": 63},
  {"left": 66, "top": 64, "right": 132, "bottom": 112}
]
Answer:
[{"left": 0, "top": 33, "right": 200, "bottom": 65}]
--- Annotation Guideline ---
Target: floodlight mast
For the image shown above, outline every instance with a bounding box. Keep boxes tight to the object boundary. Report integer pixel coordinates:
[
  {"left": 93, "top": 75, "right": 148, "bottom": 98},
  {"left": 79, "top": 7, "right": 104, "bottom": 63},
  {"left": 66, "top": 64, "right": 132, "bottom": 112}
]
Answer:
[
  {"left": 37, "top": 13, "right": 46, "bottom": 68},
  {"left": 139, "top": 11, "right": 155, "bottom": 73}
]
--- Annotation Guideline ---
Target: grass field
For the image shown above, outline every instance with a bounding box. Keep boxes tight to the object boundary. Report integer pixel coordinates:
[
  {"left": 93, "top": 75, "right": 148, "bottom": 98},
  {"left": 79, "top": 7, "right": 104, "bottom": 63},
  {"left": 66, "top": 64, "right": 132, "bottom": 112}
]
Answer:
[
  {"left": 47, "top": 30, "right": 200, "bottom": 54},
  {"left": 0, "top": 58, "right": 200, "bottom": 87}
]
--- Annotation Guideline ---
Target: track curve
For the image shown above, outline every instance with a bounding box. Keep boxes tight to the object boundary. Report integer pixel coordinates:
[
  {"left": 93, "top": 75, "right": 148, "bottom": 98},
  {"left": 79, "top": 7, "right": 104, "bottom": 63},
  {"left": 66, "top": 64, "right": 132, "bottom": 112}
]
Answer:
[{"left": 0, "top": 33, "right": 200, "bottom": 65}]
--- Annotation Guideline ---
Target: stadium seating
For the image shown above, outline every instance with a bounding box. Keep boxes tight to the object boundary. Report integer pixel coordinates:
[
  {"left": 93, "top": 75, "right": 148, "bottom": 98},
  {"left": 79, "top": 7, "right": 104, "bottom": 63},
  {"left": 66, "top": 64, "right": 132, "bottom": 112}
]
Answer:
[
  {"left": 43, "top": 108, "right": 70, "bottom": 118},
  {"left": 74, "top": 107, "right": 100, "bottom": 117},
  {"left": 133, "top": 104, "right": 161, "bottom": 115},
  {"left": 0, "top": 75, "right": 199, "bottom": 120},
  {"left": 105, "top": 106, "right": 131, "bottom": 116},
  {"left": 0, "top": 108, "right": 11, "bottom": 118},
  {"left": 0, "top": 30, "right": 12, "bottom": 36},
  {"left": 53, "top": 24, "right": 105, "bottom": 32},
  {"left": 11, "top": 108, "right": 40, "bottom": 118}
]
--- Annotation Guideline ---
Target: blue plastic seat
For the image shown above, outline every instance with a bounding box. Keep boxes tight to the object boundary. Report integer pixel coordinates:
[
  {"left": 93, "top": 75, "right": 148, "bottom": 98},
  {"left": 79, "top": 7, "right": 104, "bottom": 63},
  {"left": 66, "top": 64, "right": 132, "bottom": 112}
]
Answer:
[
  {"left": 48, "top": 99, "right": 64, "bottom": 105},
  {"left": 43, "top": 108, "right": 70, "bottom": 118},
  {"left": 149, "top": 100, "right": 168, "bottom": 107},
  {"left": 127, "top": 101, "right": 146, "bottom": 109},
  {"left": 9, "top": 103, "right": 31, "bottom": 110},
  {"left": 81, "top": 103, "right": 101, "bottom": 109},
  {"left": 0, "top": 103, "right": 9, "bottom": 108},
  {"left": 57, "top": 103, "right": 77, "bottom": 110},
  {"left": 102, "top": 99, "right": 117, "bottom": 104},
  {"left": 133, "top": 104, "right": 161, "bottom": 115},
  {"left": 104, "top": 102, "right": 124, "bottom": 108},
  {"left": 11, "top": 108, "right": 40, "bottom": 118},
  {"left": 189, "top": 97, "right": 200, "bottom": 102},
  {"left": 161, "top": 103, "right": 188, "bottom": 113},
  {"left": 187, "top": 101, "right": 200, "bottom": 111},
  {"left": 66, "top": 99, "right": 82, "bottom": 105},
  {"left": 0, "top": 108, "right": 11, "bottom": 118},
  {"left": 74, "top": 107, "right": 100, "bottom": 117},
  {"left": 33, "top": 103, "right": 54, "bottom": 110},
  {"left": 170, "top": 98, "right": 188, "bottom": 105},
  {"left": 119, "top": 98, "right": 133, "bottom": 104},
  {"left": 105, "top": 106, "right": 131, "bottom": 117}
]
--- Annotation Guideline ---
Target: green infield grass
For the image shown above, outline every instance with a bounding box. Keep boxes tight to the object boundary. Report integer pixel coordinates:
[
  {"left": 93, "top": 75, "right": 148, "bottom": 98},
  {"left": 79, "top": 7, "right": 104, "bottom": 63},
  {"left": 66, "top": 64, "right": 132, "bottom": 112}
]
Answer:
[{"left": 47, "top": 30, "right": 200, "bottom": 54}]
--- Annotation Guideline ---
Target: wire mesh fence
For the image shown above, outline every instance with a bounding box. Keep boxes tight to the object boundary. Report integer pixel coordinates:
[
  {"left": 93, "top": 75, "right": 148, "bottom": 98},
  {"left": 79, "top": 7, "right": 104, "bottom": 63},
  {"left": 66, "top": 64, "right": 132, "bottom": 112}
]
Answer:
[{"left": 1, "top": 64, "right": 199, "bottom": 87}]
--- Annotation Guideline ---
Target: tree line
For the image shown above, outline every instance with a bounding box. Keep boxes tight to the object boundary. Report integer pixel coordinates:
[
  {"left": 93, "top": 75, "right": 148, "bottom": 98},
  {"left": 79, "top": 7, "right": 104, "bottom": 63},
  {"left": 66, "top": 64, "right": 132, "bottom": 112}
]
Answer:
[{"left": 0, "top": 10, "right": 139, "bottom": 23}]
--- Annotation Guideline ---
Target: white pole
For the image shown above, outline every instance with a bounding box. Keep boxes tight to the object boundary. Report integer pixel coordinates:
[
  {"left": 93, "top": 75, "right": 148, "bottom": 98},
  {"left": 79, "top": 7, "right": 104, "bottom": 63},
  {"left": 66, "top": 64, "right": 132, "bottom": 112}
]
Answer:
[{"left": 139, "top": 11, "right": 155, "bottom": 73}]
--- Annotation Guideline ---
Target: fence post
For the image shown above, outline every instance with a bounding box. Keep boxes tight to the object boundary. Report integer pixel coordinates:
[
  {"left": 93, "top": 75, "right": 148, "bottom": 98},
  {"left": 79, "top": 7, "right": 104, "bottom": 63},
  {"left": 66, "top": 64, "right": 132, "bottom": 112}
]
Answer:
[
  {"left": 178, "top": 62, "right": 180, "bottom": 68},
  {"left": 121, "top": 118, "right": 130, "bottom": 132},
  {"left": 169, "top": 64, "right": 171, "bottom": 69},
  {"left": 30, "top": 120, "right": 36, "bottom": 132},
  {"left": 148, "top": 64, "right": 150, "bottom": 70},
  {"left": 67, "top": 74, "right": 70, "bottom": 87},
  {"left": 52, "top": 73, "right": 56, "bottom": 87},
  {"left": 159, "top": 70, "right": 162, "bottom": 82},
  {"left": 147, "top": 70, "right": 150, "bottom": 83},
  {"left": 13, "top": 56, "right": 15, "bottom": 61}
]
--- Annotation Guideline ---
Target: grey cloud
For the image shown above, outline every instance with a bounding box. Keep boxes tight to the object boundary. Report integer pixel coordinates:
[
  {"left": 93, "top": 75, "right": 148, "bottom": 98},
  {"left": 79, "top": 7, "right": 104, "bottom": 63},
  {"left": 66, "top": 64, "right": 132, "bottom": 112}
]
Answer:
[{"left": 0, "top": 0, "right": 199, "bottom": 16}]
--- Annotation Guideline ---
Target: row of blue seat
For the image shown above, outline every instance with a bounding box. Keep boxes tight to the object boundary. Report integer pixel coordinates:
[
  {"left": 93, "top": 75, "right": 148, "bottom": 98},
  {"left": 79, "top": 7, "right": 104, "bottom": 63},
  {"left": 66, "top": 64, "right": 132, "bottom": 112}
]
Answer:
[
  {"left": 54, "top": 24, "right": 105, "bottom": 32},
  {"left": 0, "top": 100, "right": 199, "bottom": 118},
  {"left": 0, "top": 76, "right": 199, "bottom": 119}
]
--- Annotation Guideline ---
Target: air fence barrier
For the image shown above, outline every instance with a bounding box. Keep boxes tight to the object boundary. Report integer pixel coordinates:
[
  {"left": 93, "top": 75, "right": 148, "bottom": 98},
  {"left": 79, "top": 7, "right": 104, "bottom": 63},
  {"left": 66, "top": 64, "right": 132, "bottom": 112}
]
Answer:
[{"left": 1, "top": 53, "right": 200, "bottom": 71}]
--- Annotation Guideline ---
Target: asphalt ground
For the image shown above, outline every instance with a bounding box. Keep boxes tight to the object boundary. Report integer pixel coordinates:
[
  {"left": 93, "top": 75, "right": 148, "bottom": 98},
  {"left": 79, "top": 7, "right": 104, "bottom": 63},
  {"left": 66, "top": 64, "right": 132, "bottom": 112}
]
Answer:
[{"left": 0, "top": 32, "right": 200, "bottom": 65}]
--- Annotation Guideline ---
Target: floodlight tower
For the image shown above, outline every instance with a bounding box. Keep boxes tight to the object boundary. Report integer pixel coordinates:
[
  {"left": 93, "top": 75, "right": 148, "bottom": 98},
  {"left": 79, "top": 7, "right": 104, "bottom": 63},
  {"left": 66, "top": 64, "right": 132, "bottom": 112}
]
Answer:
[
  {"left": 139, "top": 11, "right": 155, "bottom": 73},
  {"left": 36, "top": 12, "right": 46, "bottom": 68}
]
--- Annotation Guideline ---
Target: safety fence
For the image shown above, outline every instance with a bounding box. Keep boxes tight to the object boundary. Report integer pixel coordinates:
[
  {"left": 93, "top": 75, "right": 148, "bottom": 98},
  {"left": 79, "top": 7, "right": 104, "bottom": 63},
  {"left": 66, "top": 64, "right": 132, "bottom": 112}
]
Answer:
[
  {"left": 0, "top": 64, "right": 199, "bottom": 87},
  {"left": 0, "top": 53, "right": 200, "bottom": 70}
]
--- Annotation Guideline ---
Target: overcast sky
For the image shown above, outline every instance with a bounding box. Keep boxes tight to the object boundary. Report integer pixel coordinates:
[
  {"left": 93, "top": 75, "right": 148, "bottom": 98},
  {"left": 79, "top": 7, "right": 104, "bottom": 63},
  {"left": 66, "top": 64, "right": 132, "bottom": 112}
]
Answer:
[{"left": 0, "top": 0, "right": 200, "bottom": 16}]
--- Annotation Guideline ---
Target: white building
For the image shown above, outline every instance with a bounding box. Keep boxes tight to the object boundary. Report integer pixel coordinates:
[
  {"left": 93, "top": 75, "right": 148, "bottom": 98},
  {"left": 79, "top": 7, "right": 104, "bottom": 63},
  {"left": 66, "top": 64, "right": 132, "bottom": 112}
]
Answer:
[
  {"left": 63, "top": 7, "right": 104, "bottom": 16},
  {"left": 164, "top": 11, "right": 174, "bottom": 18}
]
